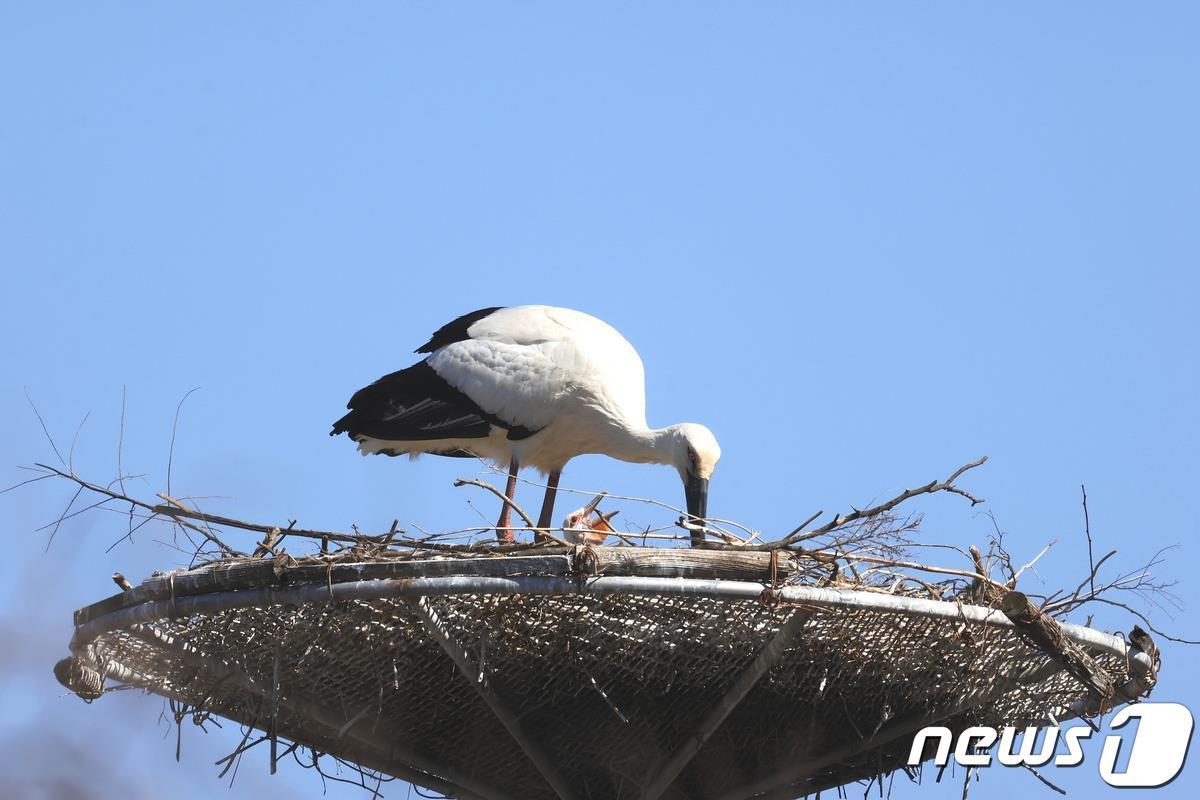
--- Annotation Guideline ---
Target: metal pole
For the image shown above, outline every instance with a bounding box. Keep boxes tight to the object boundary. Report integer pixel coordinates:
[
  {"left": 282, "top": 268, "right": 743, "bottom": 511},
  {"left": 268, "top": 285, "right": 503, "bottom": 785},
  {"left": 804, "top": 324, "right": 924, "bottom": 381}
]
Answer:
[
  {"left": 410, "top": 595, "right": 581, "bottom": 800},
  {"left": 640, "top": 608, "right": 815, "bottom": 800}
]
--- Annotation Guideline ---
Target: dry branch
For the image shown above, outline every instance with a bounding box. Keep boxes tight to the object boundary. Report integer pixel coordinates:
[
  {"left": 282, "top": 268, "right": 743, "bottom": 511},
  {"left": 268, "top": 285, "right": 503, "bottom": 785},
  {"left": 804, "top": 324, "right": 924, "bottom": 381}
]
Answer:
[
  {"left": 702, "top": 456, "right": 988, "bottom": 553},
  {"left": 1001, "top": 590, "right": 1116, "bottom": 706},
  {"left": 453, "top": 478, "right": 535, "bottom": 528}
]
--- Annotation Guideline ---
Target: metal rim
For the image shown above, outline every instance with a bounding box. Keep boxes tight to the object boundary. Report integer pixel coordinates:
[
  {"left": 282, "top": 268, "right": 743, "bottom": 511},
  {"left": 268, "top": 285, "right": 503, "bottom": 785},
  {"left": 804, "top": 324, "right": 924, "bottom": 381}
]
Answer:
[
  {"left": 70, "top": 573, "right": 1151, "bottom": 675},
  {"left": 68, "top": 572, "right": 1155, "bottom": 800}
]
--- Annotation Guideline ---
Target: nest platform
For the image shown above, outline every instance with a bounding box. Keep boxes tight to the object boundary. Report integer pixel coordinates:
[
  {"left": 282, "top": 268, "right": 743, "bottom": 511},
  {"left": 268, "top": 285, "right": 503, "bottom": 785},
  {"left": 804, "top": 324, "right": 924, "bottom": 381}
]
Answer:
[{"left": 57, "top": 546, "right": 1156, "bottom": 800}]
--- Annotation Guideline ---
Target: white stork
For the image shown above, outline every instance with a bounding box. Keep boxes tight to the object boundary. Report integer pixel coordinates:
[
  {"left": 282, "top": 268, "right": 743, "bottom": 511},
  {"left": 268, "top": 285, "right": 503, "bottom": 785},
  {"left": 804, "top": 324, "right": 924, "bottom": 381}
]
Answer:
[{"left": 330, "top": 305, "right": 721, "bottom": 544}]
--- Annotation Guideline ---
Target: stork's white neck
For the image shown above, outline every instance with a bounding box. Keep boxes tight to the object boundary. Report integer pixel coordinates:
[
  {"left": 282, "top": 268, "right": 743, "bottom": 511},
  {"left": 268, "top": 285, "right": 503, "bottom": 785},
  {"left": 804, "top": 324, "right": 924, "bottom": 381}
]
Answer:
[{"left": 601, "top": 424, "right": 679, "bottom": 467}]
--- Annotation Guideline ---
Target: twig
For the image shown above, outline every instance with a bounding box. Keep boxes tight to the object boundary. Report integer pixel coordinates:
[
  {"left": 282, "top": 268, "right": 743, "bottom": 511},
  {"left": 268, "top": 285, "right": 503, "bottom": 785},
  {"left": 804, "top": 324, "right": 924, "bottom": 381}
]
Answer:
[
  {"left": 68, "top": 411, "right": 90, "bottom": 474},
  {"left": 0, "top": 472, "right": 56, "bottom": 495},
  {"left": 215, "top": 728, "right": 266, "bottom": 776},
  {"left": 167, "top": 387, "right": 199, "bottom": 498},
  {"left": 118, "top": 386, "right": 128, "bottom": 500},
  {"left": 153, "top": 492, "right": 237, "bottom": 561},
  {"left": 783, "top": 510, "right": 824, "bottom": 541},
  {"left": 25, "top": 388, "right": 66, "bottom": 467},
  {"left": 452, "top": 478, "right": 534, "bottom": 528},
  {"left": 34, "top": 463, "right": 243, "bottom": 556},
  {"left": 675, "top": 517, "right": 749, "bottom": 545},
  {"left": 764, "top": 457, "right": 988, "bottom": 551},
  {"left": 156, "top": 493, "right": 189, "bottom": 511},
  {"left": 1021, "top": 762, "right": 1067, "bottom": 795},
  {"left": 1082, "top": 485, "right": 1096, "bottom": 599},
  {"left": 45, "top": 485, "right": 84, "bottom": 551},
  {"left": 817, "top": 551, "right": 1010, "bottom": 592},
  {"left": 1009, "top": 540, "right": 1057, "bottom": 587},
  {"left": 40, "top": 464, "right": 572, "bottom": 555},
  {"left": 1060, "top": 597, "right": 1200, "bottom": 645},
  {"left": 37, "top": 495, "right": 114, "bottom": 533},
  {"left": 1046, "top": 550, "right": 1117, "bottom": 613}
]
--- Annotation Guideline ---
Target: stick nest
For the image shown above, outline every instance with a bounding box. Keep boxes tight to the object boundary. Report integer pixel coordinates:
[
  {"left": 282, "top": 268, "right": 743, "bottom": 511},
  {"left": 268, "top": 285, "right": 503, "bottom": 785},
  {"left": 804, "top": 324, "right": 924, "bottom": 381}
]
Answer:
[{"left": 34, "top": 457, "right": 1179, "bottom": 799}]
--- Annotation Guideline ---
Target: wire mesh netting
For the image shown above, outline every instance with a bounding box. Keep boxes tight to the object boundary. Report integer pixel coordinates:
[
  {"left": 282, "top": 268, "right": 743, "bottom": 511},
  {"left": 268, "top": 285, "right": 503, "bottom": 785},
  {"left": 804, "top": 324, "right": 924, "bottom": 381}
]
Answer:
[{"left": 58, "top": 549, "right": 1151, "bottom": 800}]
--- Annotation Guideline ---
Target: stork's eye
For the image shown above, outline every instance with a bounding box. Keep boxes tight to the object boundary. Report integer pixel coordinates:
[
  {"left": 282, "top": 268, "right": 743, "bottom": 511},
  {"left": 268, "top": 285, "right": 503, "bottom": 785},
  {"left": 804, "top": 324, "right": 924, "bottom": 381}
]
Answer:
[{"left": 687, "top": 448, "right": 697, "bottom": 465}]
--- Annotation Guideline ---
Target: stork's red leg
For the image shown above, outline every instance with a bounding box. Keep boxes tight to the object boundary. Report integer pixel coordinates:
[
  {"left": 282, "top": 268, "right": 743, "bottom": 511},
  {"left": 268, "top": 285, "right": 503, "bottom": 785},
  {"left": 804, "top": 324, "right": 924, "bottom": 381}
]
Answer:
[
  {"left": 535, "top": 470, "right": 561, "bottom": 540},
  {"left": 495, "top": 457, "right": 519, "bottom": 542}
]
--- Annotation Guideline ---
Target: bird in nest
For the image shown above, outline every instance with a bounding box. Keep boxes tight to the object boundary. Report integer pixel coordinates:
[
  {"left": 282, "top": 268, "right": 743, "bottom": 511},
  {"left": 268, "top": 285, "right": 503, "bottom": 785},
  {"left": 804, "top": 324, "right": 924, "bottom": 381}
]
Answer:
[
  {"left": 561, "top": 493, "right": 621, "bottom": 546},
  {"left": 330, "top": 305, "right": 720, "bottom": 544}
]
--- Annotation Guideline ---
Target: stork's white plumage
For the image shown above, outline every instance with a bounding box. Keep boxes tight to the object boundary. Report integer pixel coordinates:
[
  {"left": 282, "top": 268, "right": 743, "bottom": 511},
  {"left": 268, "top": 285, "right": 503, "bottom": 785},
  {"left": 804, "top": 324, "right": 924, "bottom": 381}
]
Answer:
[{"left": 331, "top": 305, "right": 721, "bottom": 543}]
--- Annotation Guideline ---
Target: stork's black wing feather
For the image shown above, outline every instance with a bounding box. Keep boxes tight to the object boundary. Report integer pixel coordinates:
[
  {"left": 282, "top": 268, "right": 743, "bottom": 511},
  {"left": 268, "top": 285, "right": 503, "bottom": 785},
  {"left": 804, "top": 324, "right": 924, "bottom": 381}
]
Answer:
[
  {"left": 415, "top": 306, "right": 504, "bottom": 354},
  {"left": 330, "top": 361, "right": 497, "bottom": 441}
]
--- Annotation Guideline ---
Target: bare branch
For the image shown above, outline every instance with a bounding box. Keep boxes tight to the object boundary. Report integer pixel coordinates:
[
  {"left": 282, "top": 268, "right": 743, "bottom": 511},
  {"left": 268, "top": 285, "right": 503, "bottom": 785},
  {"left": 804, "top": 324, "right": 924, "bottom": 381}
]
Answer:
[
  {"left": 117, "top": 386, "right": 128, "bottom": 496},
  {"left": 1046, "top": 549, "right": 1117, "bottom": 613},
  {"left": 25, "top": 388, "right": 65, "bottom": 467},
  {"left": 68, "top": 411, "right": 90, "bottom": 473},
  {"left": 0, "top": 471, "right": 56, "bottom": 495},
  {"left": 769, "top": 456, "right": 988, "bottom": 550},
  {"left": 1021, "top": 762, "right": 1067, "bottom": 796},
  {"left": 1069, "top": 597, "right": 1200, "bottom": 645},
  {"left": 167, "top": 387, "right": 200, "bottom": 498},
  {"left": 1010, "top": 539, "right": 1057, "bottom": 587},
  {"left": 453, "top": 478, "right": 535, "bottom": 528},
  {"left": 1082, "top": 485, "right": 1096, "bottom": 599}
]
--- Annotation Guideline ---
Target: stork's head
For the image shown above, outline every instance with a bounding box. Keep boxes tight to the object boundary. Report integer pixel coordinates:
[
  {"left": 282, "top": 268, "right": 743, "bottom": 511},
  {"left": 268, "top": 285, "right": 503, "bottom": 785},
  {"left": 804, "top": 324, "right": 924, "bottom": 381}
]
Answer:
[{"left": 666, "top": 423, "right": 721, "bottom": 525}]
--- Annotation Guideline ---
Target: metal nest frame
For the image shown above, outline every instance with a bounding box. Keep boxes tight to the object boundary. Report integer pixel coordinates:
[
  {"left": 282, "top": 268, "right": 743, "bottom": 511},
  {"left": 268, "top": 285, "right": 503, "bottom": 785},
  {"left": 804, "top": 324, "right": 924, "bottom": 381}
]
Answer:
[{"left": 56, "top": 547, "right": 1157, "bottom": 800}]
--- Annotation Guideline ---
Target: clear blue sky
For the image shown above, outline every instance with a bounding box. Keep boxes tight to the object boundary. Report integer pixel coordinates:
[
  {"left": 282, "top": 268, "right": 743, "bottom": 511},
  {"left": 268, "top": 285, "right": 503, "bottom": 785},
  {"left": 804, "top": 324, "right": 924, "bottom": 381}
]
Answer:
[{"left": 2, "top": 3, "right": 1196, "bottom": 798}]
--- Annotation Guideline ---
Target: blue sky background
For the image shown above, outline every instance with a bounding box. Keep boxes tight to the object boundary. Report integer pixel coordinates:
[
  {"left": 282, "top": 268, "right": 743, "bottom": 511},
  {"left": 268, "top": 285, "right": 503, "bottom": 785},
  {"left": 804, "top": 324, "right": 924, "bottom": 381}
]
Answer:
[{"left": 2, "top": 3, "right": 1197, "bottom": 798}]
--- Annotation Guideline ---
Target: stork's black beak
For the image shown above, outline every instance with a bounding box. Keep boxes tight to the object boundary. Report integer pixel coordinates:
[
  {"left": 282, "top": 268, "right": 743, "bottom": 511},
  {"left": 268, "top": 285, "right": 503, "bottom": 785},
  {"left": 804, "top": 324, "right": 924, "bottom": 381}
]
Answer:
[{"left": 684, "top": 474, "right": 709, "bottom": 547}]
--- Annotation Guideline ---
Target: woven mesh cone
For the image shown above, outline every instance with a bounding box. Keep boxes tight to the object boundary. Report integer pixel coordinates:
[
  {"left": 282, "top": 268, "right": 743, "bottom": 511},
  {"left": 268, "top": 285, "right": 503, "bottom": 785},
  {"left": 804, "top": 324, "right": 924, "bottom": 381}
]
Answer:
[{"left": 58, "top": 548, "right": 1152, "bottom": 800}]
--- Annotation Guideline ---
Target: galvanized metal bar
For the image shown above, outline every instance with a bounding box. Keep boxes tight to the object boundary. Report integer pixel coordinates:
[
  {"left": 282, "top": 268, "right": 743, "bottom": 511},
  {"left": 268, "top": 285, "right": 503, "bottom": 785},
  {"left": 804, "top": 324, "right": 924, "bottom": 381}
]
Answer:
[
  {"left": 639, "top": 606, "right": 815, "bottom": 800},
  {"left": 410, "top": 595, "right": 580, "bottom": 800}
]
